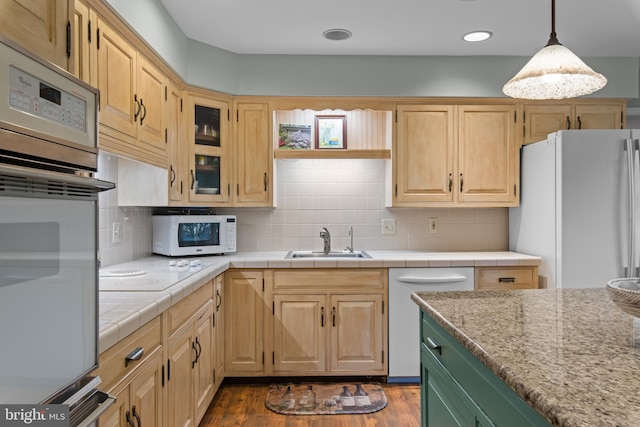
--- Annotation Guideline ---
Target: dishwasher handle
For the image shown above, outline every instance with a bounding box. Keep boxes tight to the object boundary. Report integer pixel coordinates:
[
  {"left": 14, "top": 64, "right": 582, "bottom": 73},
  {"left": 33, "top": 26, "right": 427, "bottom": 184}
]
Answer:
[{"left": 396, "top": 275, "right": 469, "bottom": 284}]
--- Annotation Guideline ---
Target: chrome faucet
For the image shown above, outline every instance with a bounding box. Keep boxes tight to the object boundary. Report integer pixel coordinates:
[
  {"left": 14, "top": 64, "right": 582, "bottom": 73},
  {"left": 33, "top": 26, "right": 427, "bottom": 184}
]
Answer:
[
  {"left": 320, "top": 227, "right": 331, "bottom": 254},
  {"left": 345, "top": 226, "right": 354, "bottom": 253}
]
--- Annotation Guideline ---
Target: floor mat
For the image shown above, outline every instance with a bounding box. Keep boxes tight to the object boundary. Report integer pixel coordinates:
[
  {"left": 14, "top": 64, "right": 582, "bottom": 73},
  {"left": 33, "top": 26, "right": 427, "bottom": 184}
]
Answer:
[{"left": 265, "top": 382, "right": 387, "bottom": 415}]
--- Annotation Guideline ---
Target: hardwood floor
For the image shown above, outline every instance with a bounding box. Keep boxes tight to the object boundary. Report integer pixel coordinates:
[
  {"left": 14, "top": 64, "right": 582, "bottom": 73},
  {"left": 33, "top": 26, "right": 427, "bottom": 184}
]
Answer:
[{"left": 199, "top": 381, "right": 421, "bottom": 427}]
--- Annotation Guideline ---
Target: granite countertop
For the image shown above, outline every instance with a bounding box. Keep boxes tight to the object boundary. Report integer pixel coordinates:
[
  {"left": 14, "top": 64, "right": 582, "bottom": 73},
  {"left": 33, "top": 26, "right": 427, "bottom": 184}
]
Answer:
[
  {"left": 98, "top": 250, "right": 540, "bottom": 353},
  {"left": 412, "top": 288, "right": 640, "bottom": 427}
]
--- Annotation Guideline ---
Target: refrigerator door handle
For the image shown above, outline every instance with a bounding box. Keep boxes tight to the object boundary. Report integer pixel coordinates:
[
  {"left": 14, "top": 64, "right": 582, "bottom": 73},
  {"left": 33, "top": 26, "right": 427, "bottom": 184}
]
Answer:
[{"left": 625, "top": 138, "right": 636, "bottom": 278}]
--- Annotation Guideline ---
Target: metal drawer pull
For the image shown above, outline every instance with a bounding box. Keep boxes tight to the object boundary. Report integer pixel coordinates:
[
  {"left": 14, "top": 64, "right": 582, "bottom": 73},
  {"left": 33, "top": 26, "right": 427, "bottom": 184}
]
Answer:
[
  {"left": 498, "top": 277, "right": 516, "bottom": 283},
  {"left": 397, "top": 275, "right": 467, "bottom": 284},
  {"left": 125, "top": 347, "right": 144, "bottom": 367},
  {"left": 426, "top": 337, "right": 441, "bottom": 355}
]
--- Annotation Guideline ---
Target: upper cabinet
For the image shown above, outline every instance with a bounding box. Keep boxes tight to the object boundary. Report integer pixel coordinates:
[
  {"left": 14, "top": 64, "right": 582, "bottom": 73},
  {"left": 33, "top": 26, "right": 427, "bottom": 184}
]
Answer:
[
  {"left": 0, "top": 0, "right": 71, "bottom": 70},
  {"left": 96, "top": 17, "right": 167, "bottom": 167},
  {"left": 166, "top": 80, "right": 185, "bottom": 204},
  {"left": 394, "top": 103, "right": 519, "bottom": 207},
  {"left": 523, "top": 101, "right": 626, "bottom": 144},
  {"left": 185, "top": 92, "right": 231, "bottom": 205},
  {"left": 234, "top": 101, "right": 272, "bottom": 206},
  {"left": 71, "top": 0, "right": 97, "bottom": 86}
]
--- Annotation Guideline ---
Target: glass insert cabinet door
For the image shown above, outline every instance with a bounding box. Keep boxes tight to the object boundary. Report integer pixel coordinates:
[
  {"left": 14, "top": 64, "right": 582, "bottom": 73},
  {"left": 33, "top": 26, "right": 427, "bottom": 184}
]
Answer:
[{"left": 188, "top": 94, "right": 229, "bottom": 203}]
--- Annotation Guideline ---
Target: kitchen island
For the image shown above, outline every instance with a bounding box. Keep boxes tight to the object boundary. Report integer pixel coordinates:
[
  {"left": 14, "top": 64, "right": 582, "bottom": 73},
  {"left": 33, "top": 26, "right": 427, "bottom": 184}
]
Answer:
[{"left": 412, "top": 288, "right": 640, "bottom": 427}]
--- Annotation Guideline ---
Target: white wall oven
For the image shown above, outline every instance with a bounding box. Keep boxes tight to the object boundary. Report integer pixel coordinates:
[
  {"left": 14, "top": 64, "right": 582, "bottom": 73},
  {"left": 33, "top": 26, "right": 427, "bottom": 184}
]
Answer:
[{"left": 0, "top": 36, "right": 114, "bottom": 426}]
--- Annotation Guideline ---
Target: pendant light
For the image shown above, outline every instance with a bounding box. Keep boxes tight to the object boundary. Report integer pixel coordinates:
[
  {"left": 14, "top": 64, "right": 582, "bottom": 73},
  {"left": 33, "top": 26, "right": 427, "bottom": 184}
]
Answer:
[{"left": 502, "top": 0, "right": 607, "bottom": 100}]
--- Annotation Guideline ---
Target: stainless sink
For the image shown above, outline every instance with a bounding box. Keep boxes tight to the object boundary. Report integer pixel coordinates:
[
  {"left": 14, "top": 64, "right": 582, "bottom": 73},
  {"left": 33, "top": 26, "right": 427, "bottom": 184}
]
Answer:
[{"left": 285, "top": 250, "right": 371, "bottom": 259}]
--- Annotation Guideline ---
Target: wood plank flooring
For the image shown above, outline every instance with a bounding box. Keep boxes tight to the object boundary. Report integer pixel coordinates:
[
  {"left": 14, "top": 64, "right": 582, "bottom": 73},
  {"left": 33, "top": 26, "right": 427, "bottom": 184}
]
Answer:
[{"left": 199, "top": 381, "right": 421, "bottom": 427}]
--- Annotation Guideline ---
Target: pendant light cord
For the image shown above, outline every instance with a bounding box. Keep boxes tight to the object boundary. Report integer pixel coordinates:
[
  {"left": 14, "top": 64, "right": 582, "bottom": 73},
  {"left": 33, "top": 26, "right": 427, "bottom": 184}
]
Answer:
[{"left": 546, "top": 0, "right": 561, "bottom": 46}]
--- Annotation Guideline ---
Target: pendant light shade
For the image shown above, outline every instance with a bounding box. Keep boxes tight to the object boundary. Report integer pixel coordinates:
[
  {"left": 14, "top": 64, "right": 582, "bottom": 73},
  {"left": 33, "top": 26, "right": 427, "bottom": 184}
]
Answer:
[{"left": 502, "top": 0, "right": 607, "bottom": 100}]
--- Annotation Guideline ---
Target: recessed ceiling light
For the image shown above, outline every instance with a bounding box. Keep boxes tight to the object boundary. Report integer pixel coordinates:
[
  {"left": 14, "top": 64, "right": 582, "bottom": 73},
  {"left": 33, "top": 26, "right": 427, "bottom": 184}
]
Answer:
[
  {"left": 322, "top": 28, "right": 352, "bottom": 41},
  {"left": 463, "top": 31, "right": 493, "bottom": 42}
]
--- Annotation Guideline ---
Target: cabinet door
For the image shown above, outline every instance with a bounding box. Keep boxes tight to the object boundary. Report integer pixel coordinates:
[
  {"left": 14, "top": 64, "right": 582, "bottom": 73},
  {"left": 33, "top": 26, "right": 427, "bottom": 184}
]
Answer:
[
  {"left": 395, "top": 105, "right": 455, "bottom": 204},
  {"left": 187, "top": 95, "right": 230, "bottom": 204},
  {"left": 330, "top": 294, "right": 385, "bottom": 373},
  {"left": 0, "top": 0, "right": 70, "bottom": 69},
  {"left": 224, "top": 271, "right": 264, "bottom": 374},
  {"left": 167, "top": 328, "right": 196, "bottom": 427},
  {"left": 273, "top": 294, "right": 327, "bottom": 374},
  {"left": 71, "top": 0, "right": 96, "bottom": 86},
  {"left": 194, "top": 302, "right": 215, "bottom": 425},
  {"left": 137, "top": 54, "right": 166, "bottom": 154},
  {"left": 213, "top": 275, "right": 225, "bottom": 388},
  {"left": 574, "top": 104, "right": 624, "bottom": 129},
  {"left": 99, "top": 386, "right": 129, "bottom": 427},
  {"left": 458, "top": 105, "right": 518, "bottom": 205},
  {"left": 167, "top": 81, "right": 185, "bottom": 203},
  {"left": 97, "top": 18, "right": 137, "bottom": 140},
  {"left": 235, "top": 102, "right": 271, "bottom": 206},
  {"left": 523, "top": 104, "right": 571, "bottom": 144},
  {"left": 129, "top": 354, "right": 164, "bottom": 427}
]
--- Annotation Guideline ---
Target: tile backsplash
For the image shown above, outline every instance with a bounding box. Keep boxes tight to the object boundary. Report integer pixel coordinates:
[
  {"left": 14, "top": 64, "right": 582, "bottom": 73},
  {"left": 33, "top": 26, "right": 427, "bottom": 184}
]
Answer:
[{"left": 96, "top": 155, "right": 508, "bottom": 267}]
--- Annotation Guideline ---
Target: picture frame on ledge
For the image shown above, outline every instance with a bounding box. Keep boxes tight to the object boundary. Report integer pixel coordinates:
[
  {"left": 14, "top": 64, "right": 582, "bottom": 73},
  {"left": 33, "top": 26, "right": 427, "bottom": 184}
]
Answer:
[
  {"left": 278, "top": 124, "right": 312, "bottom": 149},
  {"left": 315, "top": 115, "right": 347, "bottom": 149}
]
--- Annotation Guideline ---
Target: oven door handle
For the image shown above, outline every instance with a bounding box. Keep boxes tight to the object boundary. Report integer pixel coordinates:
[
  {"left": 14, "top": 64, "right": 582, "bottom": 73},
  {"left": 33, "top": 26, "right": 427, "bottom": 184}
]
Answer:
[{"left": 396, "top": 275, "right": 468, "bottom": 284}]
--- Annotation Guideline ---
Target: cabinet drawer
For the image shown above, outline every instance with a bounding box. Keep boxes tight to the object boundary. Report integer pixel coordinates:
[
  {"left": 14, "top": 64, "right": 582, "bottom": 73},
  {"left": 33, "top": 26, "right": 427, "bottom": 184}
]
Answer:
[
  {"left": 166, "top": 281, "right": 213, "bottom": 336},
  {"left": 273, "top": 269, "right": 385, "bottom": 292},
  {"left": 97, "top": 316, "right": 162, "bottom": 391},
  {"left": 420, "top": 312, "right": 549, "bottom": 426},
  {"left": 475, "top": 267, "right": 538, "bottom": 290}
]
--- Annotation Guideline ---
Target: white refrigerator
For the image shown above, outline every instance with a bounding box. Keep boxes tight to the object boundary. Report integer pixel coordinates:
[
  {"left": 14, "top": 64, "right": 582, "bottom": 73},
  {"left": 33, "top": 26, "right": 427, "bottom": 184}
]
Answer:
[{"left": 509, "top": 129, "right": 640, "bottom": 288}]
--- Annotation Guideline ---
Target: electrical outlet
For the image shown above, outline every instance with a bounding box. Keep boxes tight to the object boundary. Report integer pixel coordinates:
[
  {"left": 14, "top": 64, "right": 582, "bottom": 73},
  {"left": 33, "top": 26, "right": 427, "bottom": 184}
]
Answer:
[
  {"left": 381, "top": 219, "right": 396, "bottom": 235},
  {"left": 429, "top": 218, "right": 438, "bottom": 234},
  {"left": 112, "top": 222, "right": 122, "bottom": 243}
]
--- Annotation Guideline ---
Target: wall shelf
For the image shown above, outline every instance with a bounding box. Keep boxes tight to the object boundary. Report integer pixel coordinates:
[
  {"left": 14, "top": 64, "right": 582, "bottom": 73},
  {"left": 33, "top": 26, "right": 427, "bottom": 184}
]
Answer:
[{"left": 274, "top": 149, "right": 390, "bottom": 159}]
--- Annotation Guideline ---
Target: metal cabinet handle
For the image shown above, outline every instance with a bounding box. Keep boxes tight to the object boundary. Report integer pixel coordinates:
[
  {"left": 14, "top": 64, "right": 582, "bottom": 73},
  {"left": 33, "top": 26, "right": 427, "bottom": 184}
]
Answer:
[
  {"left": 126, "top": 411, "right": 135, "bottom": 427},
  {"left": 192, "top": 341, "right": 198, "bottom": 368},
  {"left": 195, "top": 337, "right": 202, "bottom": 361},
  {"left": 264, "top": 172, "right": 268, "bottom": 191},
  {"left": 577, "top": 116, "right": 582, "bottom": 129},
  {"left": 170, "top": 166, "right": 176, "bottom": 186},
  {"left": 140, "top": 99, "right": 147, "bottom": 125},
  {"left": 459, "top": 173, "right": 464, "bottom": 193},
  {"left": 498, "top": 277, "right": 516, "bottom": 283},
  {"left": 426, "top": 337, "right": 441, "bottom": 355},
  {"left": 215, "top": 289, "right": 222, "bottom": 311},
  {"left": 190, "top": 170, "right": 195, "bottom": 190},
  {"left": 133, "top": 94, "right": 141, "bottom": 122},
  {"left": 321, "top": 306, "right": 325, "bottom": 327},
  {"left": 566, "top": 116, "right": 571, "bottom": 129},
  {"left": 125, "top": 347, "right": 144, "bottom": 367},
  {"left": 132, "top": 406, "right": 142, "bottom": 427},
  {"left": 448, "top": 173, "right": 452, "bottom": 192},
  {"left": 332, "top": 307, "right": 336, "bottom": 327}
]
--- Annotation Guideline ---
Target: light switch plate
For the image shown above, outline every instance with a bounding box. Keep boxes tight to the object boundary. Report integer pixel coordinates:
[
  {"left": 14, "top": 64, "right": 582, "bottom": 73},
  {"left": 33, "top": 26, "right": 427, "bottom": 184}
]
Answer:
[{"left": 382, "top": 219, "right": 396, "bottom": 235}]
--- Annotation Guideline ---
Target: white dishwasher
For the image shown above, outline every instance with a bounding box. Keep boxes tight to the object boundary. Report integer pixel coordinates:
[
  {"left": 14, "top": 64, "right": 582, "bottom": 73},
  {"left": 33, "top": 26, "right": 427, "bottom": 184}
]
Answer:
[{"left": 388, "top": 267, "right": 474, "bottom": 382}]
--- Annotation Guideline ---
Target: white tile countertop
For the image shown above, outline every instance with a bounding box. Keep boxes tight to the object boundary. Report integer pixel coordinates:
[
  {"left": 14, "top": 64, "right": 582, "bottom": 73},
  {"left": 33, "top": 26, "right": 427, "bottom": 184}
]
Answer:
[{"left": 98, "top": 250, "right": 540, "bottom": 353}]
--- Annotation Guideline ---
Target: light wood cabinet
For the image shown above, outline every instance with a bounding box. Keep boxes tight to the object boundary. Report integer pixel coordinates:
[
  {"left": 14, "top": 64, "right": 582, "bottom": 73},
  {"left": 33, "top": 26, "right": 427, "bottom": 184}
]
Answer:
[
  {"left": 165, "top": 282, "right": 215, "bottom": 427},
  {"left": 97, "top": 317, "right": 163, "bottom": 427},
  {"left": 212, "top": 274, "right": 225, "bottom": 392},
  {"left": 166, "top": 80, "right": 185, "bottom": 203},
  {"left": 0, "top": 0, "right": 71, "bottom": 69},
  {"left": 96, "top": 17, "right": 167, "bottom": 167},
  {"left": 395, "top": 103, "right": 518, "bottom": 207},
  {"left": 233, "top": 101, "right": 272, "bottom": 206},
  {"left": 185, "top": 92, "right": 231, "bottom": 204},
  {"left": 475, "top": 266, "right": 539, "bottom": 290},
  {"left": 271, "top": 269, "right": 387, "bottom": 376},
  {"left": 224, "top": 270, "right": 265, "bottom": 375},
  {"left": 70, "top": 0, "right": 97, "bottom": 86},
  {"left": 523, "top": 101, "right": 625, "bottom": 144}
]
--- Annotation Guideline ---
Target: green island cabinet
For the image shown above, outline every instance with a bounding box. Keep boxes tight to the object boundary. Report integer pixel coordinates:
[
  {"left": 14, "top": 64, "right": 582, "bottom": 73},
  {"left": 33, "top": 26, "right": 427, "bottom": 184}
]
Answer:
[{"left": 419, "top": 310, "right": 551, "bottom": 426}]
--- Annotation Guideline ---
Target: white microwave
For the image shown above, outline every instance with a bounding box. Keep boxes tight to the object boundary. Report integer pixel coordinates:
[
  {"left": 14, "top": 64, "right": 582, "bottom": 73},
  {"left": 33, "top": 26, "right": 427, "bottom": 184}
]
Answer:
[{"left": 152, "top": 214, "right": 236, "bottom": 257}]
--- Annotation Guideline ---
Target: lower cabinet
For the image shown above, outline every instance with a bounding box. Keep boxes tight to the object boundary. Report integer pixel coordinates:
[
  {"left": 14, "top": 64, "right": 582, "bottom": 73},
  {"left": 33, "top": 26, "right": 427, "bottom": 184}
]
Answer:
[
  {"left": 166, "top": 282, "right": 215, "bottom": 427},
  {"left": 419, "top": 311, "right": 550, "bottom": 427},
  {"left": 271, "top": 269, "right": 387, "bottom": 376},
  {"left": 97, "top": 317, "right": 163, "bottom": 427}
]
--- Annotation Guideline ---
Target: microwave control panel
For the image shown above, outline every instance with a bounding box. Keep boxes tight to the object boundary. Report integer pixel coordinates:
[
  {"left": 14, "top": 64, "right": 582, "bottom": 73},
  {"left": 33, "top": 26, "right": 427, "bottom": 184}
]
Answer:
[{"left": 9, "top": 65, "right": 86, "bottom": 133}]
